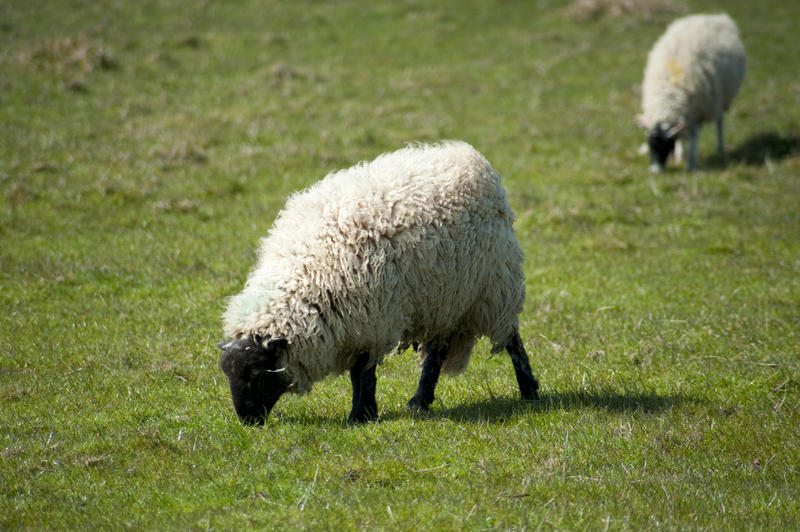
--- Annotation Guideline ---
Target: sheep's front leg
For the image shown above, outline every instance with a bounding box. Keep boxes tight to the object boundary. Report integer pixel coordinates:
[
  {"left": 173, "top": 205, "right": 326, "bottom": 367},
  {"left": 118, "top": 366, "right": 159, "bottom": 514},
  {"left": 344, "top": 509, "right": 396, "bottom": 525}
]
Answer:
[
  {"left": 715, "top": 115, "right": 725, "bottom": 157},
  {"left": 407, "top": 341, "right": 447, "bottom": 412},
  {"left": 674, "top": 137, "right": 685, "bottom": 164},
  {"left": 506, "top": 329, "right": 539, "bottom": 401},
  {"left": 348, "top": 352, "right": 378, "bottom": 423},
  {"left": 687, "top": 126, "right": 700, "bottom": 171}
]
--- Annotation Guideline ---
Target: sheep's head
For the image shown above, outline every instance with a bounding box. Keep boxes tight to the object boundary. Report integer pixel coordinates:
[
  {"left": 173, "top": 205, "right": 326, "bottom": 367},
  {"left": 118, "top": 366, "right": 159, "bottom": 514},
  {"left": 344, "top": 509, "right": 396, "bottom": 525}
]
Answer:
[
  {"left": 646, "top": 121, "right": 681, "bottom": 172},
  {"left": 218, "top": 335, "right": 292, "bottom": 426}
]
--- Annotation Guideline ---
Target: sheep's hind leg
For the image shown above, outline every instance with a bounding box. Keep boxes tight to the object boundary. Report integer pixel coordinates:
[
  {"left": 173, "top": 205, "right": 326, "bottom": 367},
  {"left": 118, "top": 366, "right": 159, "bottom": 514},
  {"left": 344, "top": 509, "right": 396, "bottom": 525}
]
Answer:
[
  {"left": 407, "top": 340, "right": 447, "bottom": 412},
  {"left": 506, "top": 329, "right": 539, "bottom": 400},
  {"left": 348, "top": 352, "right": 378, "bottom": 423}
]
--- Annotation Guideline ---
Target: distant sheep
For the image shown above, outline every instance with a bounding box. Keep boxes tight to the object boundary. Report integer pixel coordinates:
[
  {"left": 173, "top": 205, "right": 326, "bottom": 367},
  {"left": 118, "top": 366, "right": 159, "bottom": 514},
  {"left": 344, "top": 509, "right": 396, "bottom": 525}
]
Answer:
[
  {"left": 219, "top": 141, "right": 538, "bottom": 425},
  {"left": 637, "top": 13, "right": 746, "bottom": 171}
]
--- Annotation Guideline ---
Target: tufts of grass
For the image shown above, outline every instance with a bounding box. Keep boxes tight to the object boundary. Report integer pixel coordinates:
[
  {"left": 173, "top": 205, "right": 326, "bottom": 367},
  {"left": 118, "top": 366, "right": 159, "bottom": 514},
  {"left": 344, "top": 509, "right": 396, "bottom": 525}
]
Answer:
[{"left": 1, "top": 0, "right": 799, "bottom": 529}]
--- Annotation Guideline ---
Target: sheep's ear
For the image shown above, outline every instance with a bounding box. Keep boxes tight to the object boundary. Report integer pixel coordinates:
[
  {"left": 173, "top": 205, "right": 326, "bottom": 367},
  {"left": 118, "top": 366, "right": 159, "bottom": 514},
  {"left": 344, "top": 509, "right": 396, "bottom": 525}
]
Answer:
[
  {"left": 262, "top": 337, "right": 288, "bottom": 352},
  {"left": 666, "top": 120, "right": 685, "bottom": 138},
  {"left": 262, "top": 337, "right": 290, "bottom": 370},
  {"left": 217, "top": 340, "right": 234, "bottom": 351}
]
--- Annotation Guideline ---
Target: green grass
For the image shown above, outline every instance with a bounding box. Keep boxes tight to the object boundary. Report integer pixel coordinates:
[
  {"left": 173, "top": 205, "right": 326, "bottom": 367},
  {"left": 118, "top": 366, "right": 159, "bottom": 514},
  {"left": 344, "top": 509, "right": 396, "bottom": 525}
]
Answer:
[{"left": 2, "top": 0, "right": 799, "bottom": 529}]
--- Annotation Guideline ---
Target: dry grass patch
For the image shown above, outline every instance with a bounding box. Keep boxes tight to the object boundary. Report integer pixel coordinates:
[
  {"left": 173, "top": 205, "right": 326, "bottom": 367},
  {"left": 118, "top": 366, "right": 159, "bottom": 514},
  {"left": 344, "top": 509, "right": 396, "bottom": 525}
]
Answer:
[
  {"left": 564, "top": 0, "right": 685, "bottom": 21},
  {"left": 15, "top": 33, "right": 115, "bottom": 75}
]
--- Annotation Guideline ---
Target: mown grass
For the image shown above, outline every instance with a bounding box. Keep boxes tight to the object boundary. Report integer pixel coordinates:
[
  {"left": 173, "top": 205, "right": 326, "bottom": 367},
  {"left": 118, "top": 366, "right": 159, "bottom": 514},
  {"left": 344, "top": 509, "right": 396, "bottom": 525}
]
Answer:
[{"left": 1, "top": 0, "right": 799, "bottom": 529}]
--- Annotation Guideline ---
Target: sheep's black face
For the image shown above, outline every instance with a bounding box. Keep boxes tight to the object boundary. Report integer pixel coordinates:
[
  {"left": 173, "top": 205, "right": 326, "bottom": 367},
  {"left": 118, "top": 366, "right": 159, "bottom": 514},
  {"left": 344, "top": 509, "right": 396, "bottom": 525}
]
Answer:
[
  {"left": 218, "top": 335, "right": 292, "bottom": 426},
  {"left": 647, "top": 123, "right": 676, "bottom": 172}
]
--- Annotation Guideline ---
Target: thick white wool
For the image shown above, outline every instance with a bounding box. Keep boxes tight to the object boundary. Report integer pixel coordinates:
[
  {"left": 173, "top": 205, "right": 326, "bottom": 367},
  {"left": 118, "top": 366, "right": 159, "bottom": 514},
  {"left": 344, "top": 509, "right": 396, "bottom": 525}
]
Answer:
[
  {"left": 640, "top": 13, "right": 746, "bottom": 132},
  {"left": 223, "top": 141, "right": 525, "bottom": 394}
]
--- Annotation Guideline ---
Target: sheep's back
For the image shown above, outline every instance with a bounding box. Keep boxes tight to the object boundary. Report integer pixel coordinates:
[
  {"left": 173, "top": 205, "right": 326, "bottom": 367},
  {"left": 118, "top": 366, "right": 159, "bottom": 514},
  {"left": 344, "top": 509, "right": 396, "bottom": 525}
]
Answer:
[{"left": 641, "top": 14, "right": 745, "bottom": 128}]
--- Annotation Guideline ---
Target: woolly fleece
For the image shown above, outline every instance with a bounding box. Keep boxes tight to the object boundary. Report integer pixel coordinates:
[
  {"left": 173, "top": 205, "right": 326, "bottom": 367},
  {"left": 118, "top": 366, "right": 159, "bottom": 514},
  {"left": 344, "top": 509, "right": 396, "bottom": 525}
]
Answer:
[
  {"left": 223, "top": 141, "right": 525, "bottom": 395},
  {"left": 639, "top": 13, "right": 746, "bottom": 133}
]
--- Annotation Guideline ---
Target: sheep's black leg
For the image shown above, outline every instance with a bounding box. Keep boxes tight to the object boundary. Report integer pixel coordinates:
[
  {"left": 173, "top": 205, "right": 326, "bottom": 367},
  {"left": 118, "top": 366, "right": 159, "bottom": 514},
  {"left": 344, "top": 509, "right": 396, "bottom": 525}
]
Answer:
[
  {"left": 407, "top": 341, "right": 447, "bottom": 412},
  {"left": 506, "top": 329, "right": 539, "bottom": 401},
  {"left": 348, "top": 352, "right": 378, "bottom": 423}
]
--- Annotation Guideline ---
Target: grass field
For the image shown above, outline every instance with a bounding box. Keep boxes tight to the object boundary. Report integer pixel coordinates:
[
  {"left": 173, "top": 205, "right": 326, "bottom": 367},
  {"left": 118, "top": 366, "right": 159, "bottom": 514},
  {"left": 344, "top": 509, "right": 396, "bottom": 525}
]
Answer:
[{"left": 2, "top": 0, "right": 799, "bottom": 529}]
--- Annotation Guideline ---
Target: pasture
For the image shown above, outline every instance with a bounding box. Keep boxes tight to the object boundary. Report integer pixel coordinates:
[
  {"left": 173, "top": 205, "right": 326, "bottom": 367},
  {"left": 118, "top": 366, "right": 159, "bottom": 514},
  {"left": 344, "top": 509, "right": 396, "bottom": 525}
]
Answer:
[{"left": 1, "top": 0, "right": 798, "bottom": 529}]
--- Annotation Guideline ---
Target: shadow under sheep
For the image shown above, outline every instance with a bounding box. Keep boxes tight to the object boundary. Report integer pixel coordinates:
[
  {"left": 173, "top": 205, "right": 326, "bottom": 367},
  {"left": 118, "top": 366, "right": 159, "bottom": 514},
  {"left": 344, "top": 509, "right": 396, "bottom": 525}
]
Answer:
[
  {"left": 263, "top": 390, "right": 689, "bottom": 427},
  {"left": 434, "top": 389, "right": 687, "bottom": 423},
  {"left": 705, "top": 131, "right": 800, "bottom": 168}
]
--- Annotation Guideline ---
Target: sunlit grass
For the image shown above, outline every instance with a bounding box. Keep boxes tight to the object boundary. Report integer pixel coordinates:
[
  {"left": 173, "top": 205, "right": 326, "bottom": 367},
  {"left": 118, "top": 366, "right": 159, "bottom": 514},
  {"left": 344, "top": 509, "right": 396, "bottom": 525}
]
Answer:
[{"left": 1, "top": 0, "right": 799, "bottom": 529}]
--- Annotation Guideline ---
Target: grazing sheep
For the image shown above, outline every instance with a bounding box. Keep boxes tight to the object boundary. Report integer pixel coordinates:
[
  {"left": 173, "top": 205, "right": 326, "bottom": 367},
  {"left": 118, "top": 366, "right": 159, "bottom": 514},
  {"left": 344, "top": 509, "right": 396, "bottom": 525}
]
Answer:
[
  {"left": 637, "top": 13, "right": 746, "bottom": 171},
  {"left": 219, "top": 141, "right": 538, "bottom": 425}
]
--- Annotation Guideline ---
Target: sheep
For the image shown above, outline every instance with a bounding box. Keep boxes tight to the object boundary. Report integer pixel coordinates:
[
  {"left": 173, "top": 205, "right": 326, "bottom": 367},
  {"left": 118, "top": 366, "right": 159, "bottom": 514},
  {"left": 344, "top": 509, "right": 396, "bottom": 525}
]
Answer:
[
  {"left": 218, "top": 141, "right": 539, "bottom": 425},
  {"left": 636, "top": 13, "right": 746, "bottom": 172}
]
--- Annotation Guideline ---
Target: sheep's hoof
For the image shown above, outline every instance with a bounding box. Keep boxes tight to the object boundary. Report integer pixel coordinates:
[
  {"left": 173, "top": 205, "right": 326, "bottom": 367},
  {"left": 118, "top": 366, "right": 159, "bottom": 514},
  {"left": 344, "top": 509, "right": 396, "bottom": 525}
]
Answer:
[
  {"left": 519, "top": 376, "right": 540, "bottom": 401},
  {"left": 347, "top": 411, "right": 378, "bottom": 424},
  {"left": 406, "top": 396, "right": 431, "bottom": 412},
  {"left": 347, "top": 401, "right": 378, "bottom": 424},
  {"left": 521, "top": 389, "right": 540, "bottom": 401}
]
